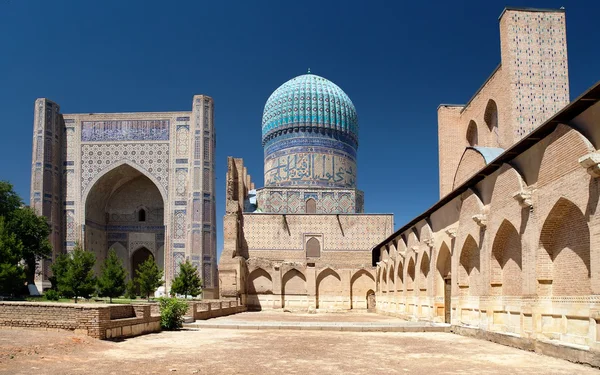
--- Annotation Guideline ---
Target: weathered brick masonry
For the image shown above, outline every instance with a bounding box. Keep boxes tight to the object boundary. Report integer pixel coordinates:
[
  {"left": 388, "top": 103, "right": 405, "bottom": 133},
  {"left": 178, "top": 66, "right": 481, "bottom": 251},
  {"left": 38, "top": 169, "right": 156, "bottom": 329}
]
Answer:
[
  {"left": 0, "top": 302, "right": 160, "bottom": 339},
  {"left": 373, "top": 7, "right": 600, "bottom": 367}
]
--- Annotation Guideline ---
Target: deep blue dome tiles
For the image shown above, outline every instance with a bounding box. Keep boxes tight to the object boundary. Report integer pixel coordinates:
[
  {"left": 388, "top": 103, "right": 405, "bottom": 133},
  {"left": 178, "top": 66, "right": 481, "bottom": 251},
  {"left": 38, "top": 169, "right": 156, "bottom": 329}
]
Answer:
[
  {"left": 262, "top": 73, "right": 359, "bottom": 189},
  {"left": 262, "top": 74, "right": 359, "bottom": 146}
]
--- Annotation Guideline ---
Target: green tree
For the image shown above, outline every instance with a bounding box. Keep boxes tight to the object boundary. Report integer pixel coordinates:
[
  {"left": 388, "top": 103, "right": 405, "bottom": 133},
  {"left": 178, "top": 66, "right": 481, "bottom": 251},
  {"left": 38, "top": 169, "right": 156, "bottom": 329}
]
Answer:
[
  {"left": 0, "top": 218, "right": 25, "bottom": 296},
  {"left": 52, "top": 243, "right": 96, "bottom": 303},
  {"left": 49, "top": 252, "right": 70, "bottom": 290},
  {"left": 7, "top": 207, "right": 52, "bottom": 285},
  {"left": 125, "top": 279, "right": 137, "bottom": 300},
  {"left": 170, "top": 260, "right": 202, "bottom": 299},
  {"left": 135, "top": 257, "right": 164, "bottom": 301},
  {"left": 97, "top": 249, "right": 127, "bottom": 303},
  {"left": 0, "top": 181, "right": 22, "bottom": 219}
]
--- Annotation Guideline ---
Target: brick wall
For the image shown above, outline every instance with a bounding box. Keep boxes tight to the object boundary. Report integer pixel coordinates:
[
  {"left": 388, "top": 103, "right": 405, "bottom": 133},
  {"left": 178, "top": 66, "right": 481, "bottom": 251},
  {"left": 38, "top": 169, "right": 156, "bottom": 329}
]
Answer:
[{"left": 0, "top": 302, "right": 160, "bottom": 340}]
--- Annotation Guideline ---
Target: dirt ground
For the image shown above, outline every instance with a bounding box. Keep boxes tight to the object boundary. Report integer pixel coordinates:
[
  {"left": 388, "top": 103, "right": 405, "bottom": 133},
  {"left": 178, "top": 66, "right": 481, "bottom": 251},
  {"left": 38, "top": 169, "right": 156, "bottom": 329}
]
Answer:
[{"left": 1, "top": 325, "right": 597, "bottom": 375}]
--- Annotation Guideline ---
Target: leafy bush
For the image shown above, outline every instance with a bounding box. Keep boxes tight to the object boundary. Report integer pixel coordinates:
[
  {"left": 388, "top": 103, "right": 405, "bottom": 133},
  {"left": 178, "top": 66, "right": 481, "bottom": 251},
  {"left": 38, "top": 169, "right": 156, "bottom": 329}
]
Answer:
[
  {"left": 158, "top": 297, "right": 188, "bottom": 330},
  {"left": 44, "top": 289, "right": 60, "bottom": 301},
  {"left": 125, "top": 280, "right": 137, "bottom": 300}
]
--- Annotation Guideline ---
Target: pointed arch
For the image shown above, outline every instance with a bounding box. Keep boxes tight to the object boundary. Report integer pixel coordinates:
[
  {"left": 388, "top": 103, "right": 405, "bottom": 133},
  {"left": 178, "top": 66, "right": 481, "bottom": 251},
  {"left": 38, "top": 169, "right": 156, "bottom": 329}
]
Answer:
[
  {"left": 381, "top": 265, "right": 388, "bottom": 293},
  {"left": 316, "top": 268, "right": 342, "bottom": 309},
  {"left": 282, "top": 268, "right": 307, "bottom": 308},
  {"left": 388, "top": 264, "right": 395, "bottom": 293},
  {"left": 407, "top": 257, "right": 416, "bottom": 292},
  {"left": 466, "top": 120, "right": 478, "bottom": 146},
  {"left": 306, "top": 237, "right": 321, "bottom": 257},
  {"left": 538, "top": 198, "right": 590, "bottom": 296},
  {"left": 82, "top": 159, "right": 168, "bottom": 209},
  {"left": 419, "top": 251, "right": 431, "bottom": 292},
  {"left": 305, "top": 198, "right": 316, "bottom": 213},
  {"left": 436, "top": 241, "right": 452, "bottom": 297},
  {"left": 351, "top": 269, "right": 375, "bottom": 309},
  {"left": 396, "top": 259, "right": 404, "bottom": 292},
  {"left": 248, "top": 268, "right": 273, "bottom": 294},
  {"left": 484, "top": 99, "right": 498, "bottom": 132},
  {"left": 491, "top": 220, "right": 522, "bottom": 296},
  {"left": 459, "top": 235, "right": 480, "bottom": 296}
]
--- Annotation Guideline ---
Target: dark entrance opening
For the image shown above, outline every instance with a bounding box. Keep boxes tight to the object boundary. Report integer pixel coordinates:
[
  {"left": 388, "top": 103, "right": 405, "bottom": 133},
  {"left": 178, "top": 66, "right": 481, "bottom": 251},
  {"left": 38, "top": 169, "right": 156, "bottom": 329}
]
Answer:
[
  {"left": 444, "top": 277, "right": 451, "bottom": 323},
  {"left": 132, "top": 247, "right": 153, "bottom": 293},
  {"left": 366, "top": 290, "right": 376, "bottom": 311}
]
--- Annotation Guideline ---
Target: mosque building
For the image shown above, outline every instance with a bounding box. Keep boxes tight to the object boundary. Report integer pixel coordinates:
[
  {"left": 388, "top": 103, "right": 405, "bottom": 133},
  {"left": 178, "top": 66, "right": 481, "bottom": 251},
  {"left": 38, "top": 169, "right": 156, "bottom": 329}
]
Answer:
[
  {"left": 219, "top": 73, "right": 393, "bottom": 309},
  {"left": 372, "top": 7, "right": 600, "bottom": 353},
  {"left": 30, "top": 96, "right": 219, "bottom": 297}
]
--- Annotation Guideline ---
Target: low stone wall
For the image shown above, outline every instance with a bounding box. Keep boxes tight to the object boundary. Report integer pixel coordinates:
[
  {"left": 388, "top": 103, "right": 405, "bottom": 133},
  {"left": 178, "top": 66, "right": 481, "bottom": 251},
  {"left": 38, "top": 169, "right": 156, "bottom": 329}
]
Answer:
[
  {"left": 190, "top": 300, "right": 246, "bottom": 320},
  {"left": 0, "top": 302, "right": 160, "bottom": 340}
]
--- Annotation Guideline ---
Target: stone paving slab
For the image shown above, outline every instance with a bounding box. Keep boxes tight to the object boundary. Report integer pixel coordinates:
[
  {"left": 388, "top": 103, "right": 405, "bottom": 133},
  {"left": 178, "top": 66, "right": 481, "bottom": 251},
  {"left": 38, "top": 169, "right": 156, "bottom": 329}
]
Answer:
[{"left": 185, "top": 320, "right": 451, "bottom": 332}]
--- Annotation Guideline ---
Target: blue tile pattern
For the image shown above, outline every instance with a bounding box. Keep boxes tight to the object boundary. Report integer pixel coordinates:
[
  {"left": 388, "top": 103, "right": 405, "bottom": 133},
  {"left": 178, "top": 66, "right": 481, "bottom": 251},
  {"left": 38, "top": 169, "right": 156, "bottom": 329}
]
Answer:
[
  {"left": 81, "top": 120, "right": 170, "bottom": 141},
  {"left": 262, "top": 74, "right": 358, "bottom": 145}
]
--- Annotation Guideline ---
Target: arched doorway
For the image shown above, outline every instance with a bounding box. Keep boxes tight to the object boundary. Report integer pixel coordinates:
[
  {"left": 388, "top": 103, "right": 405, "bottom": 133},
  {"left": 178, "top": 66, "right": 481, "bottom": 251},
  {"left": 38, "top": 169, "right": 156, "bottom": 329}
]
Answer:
[
  {"left": 84, "top": 163, "right": 165, "bottom": 278},
  {"left": 131, "top": 247, "right": 153, "bottom": 278},
  {"left": 366, "top": 290, "right": 376, "bottom": 311}
]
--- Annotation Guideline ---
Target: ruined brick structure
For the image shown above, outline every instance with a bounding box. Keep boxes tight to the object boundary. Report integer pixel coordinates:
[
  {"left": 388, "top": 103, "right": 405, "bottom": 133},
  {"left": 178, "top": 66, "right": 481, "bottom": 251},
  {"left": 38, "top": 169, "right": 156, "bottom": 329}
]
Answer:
[
  {"left": 373, "top": 7, "right": 600, "bottom": 352},
  {"left": 30, "top": 96, "right": 218, "bottom": 297},
  {"left": 219, "top": 73, "right": 393, "bottom": 309}
]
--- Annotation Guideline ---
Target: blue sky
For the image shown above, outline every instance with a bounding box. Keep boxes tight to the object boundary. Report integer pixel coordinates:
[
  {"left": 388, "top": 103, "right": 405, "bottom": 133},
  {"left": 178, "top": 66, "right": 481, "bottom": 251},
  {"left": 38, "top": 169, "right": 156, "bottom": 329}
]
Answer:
[{"left": 1, "top": 1, "right": 599, "bottom": 259}]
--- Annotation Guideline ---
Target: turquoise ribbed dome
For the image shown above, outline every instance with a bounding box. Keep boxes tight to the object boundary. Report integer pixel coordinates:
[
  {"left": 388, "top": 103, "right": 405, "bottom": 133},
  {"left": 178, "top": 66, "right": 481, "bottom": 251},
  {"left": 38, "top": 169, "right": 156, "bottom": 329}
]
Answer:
[{"left": 261, "top": 74, "right": 358, "bottom": 146}]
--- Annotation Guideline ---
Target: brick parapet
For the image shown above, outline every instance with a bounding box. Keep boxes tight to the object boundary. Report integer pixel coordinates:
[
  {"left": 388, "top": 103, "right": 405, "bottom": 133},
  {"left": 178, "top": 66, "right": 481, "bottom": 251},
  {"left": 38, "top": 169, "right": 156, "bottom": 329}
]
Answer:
[{"left": 0, "top": 302, "right": 160, "bottom": 340}]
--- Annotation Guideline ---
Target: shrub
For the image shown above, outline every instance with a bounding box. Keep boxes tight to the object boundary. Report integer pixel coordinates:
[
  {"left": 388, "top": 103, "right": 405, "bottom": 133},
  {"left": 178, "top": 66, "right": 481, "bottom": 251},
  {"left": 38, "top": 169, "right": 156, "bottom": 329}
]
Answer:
[
  {"left": 44, "top": 289, "right": 60, "bottom": 301},
  {"left": 125, "top": 280, "right": 137, "bottom": 300},
  {"left": 158, "top": 297, "right": 188, "bottom": 330}
]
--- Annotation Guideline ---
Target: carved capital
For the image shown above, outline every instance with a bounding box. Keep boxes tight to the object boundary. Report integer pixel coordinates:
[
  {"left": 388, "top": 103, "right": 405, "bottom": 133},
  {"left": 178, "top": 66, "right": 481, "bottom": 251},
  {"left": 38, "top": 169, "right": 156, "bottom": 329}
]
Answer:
[
  {"left": 411, "top": 245, "right": 419, "bottom": 252},
  {"left": 579, "top": 152, "right": 600, "bottom": 177},
  {"left": 445, "top": 228, "right": 457, "bottom": 239},
  {"left": 512, "top": 189, "right": 533, "bottom": 208},
  {"left": 424, "top": 238, "right": 434, "bottom": 248},
  {"left": 472, "top": 214, "right": 487, "bottom": 228}
]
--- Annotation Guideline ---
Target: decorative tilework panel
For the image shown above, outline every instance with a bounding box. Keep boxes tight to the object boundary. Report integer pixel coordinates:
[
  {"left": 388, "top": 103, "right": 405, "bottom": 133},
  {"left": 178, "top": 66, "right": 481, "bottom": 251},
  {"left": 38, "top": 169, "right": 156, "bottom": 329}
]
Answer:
[
  {"left": 174, "top": 210, "right": 186, "bottom": 239},
  {"left": 264, "top": 147, "right": 356, "bottom": 188},
  {"left": 81, "top": 120, "right": 170, "bottom": 141},
  {"left": 175, "top": 168, "right": 188, "bottom": 197},
  {"left": 203, "top": 263, "right": 211, "bottom": 287},
  {"left": 256, "top": 188, "right": 360, "bottom": 214},
  {"left": 244, "top": 214, "right": 392, "bottom": 251},
  {"left": 507, "top": 12, "right": 569, "bottom": 139},
  {"left": 173, "top": 251, "right": 185, "bottom": 277},
  {"left": 176, "top": 125, "right": 189, "bottom": 157},
  {"left": 80, "top": 143, "right": 169, "bottom": 196}
]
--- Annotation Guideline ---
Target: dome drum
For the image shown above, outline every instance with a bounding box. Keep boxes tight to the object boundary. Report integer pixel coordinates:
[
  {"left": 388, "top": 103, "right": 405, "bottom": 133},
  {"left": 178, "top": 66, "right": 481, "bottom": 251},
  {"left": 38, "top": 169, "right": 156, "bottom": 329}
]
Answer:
[{"left": 262, "top": 73, "right": 359, "bottom": 189}]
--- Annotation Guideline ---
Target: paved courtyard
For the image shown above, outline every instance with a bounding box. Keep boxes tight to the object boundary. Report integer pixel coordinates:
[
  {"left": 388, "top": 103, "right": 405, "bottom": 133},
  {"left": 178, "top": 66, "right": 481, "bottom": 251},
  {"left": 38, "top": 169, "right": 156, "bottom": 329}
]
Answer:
[
  {"left": 186, "top": 311, "right": 448, "bottom": 332},
  {"left": 0, "top": 311, "right": 597, "bottom": 374}
]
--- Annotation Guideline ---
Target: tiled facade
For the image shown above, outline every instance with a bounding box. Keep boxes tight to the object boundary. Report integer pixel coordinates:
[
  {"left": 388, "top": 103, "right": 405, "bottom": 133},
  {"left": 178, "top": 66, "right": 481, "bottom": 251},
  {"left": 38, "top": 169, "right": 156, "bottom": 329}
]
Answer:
[
  {"left": 219, "top": 72, "right": 392, "bottom": 309},
  {"left": 30, "top": 96, "right": 218, "bottom": 297},
  {"left": 256, "top": 187, "right": 364, "bottom": 214}
]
